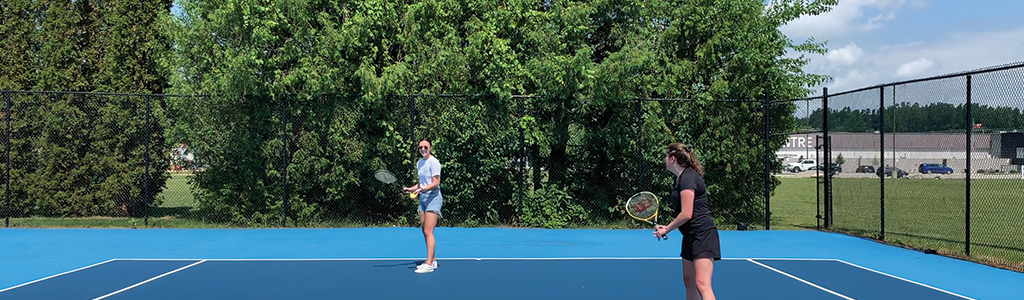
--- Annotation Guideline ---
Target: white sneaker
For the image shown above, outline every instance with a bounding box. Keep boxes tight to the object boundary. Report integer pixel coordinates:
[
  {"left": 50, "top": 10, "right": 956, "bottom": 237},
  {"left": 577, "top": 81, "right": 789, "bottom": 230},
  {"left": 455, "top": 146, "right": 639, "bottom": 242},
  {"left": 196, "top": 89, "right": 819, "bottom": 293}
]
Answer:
[
  {"left": 417, "top": 261, "right": 438, "bottom": 269},
  {"left": 414, "top": 262, "right": 436, "bottom": 273}
]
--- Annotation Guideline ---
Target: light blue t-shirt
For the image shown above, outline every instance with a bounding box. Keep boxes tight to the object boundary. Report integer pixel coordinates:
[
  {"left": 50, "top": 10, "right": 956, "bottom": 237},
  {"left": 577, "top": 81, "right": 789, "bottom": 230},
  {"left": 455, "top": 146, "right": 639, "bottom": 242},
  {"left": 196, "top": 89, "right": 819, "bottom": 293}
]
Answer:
[{"left": 417, "top": 156, "right": 441, "bottom": 191}]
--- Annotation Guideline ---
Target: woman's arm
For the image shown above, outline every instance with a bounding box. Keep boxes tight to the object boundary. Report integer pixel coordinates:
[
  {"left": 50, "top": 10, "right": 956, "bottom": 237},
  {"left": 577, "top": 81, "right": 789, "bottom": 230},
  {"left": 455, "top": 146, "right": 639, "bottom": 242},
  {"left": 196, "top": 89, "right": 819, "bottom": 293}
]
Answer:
[
  {"left": 419, "top": 176, "right": 440, "bottom": 192},
  {"left": 655, "top": 189, "right": 695, "bottom": 237},
  {"left": 665, "top": 189, "right": 695, "bottom": 228},
  {"left": 404, "top": 176, "right": 439, "bottom": 193}
]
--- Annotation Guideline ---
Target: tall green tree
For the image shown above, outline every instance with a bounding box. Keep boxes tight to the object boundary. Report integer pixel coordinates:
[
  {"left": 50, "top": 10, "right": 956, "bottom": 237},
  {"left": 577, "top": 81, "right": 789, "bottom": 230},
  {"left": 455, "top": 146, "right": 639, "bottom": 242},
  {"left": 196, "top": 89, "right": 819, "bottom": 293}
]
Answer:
[
  {"left": 35, "top": 0, "right": 93, "bottom": 91},
  {"left": 163, "top": 0, "right": 416, "bottom": 225},
  {"left": 0, "top": 0, "right": 37, "bottom": 90},
  {"left": 3, "top": 0, "right": 171, "bottom": 218},
  {"left": 163, "top": 0, "right": 836, "bottom": 227},
  {"left": 512, "top": 0, "right": 836, "bottom": 224}
]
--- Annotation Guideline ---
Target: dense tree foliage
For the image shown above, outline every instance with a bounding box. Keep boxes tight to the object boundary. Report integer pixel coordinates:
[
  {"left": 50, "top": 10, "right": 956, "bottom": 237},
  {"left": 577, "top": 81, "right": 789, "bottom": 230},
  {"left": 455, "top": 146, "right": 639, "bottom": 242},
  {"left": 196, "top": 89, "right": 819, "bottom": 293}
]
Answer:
[
  {"left": 1, "top": 0, "right": 837, "bottom": 226},
  {"left": 1, "top": 0, "right": 171, "bottom": 217},
  {"left": 160, "top": 0, "right": 834, "bottom": 227}
]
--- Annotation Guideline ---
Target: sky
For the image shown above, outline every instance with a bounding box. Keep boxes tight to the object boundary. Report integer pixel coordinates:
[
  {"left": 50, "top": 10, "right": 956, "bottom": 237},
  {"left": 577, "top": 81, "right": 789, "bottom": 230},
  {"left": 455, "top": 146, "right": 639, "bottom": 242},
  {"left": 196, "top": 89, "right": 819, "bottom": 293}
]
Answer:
[{"left": 780, "top": 0, "right": 1024, "bottom": 96}]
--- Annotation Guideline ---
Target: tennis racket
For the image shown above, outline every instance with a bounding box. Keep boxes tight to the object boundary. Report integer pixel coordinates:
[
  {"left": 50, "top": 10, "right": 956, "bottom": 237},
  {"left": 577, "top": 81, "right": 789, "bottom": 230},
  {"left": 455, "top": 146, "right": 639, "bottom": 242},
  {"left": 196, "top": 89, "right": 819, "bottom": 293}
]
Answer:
[
  {"left": 374, "top": 169, "right": 417, "bottom": 199},
  {"left": 626, "top": 191, "right": 667, "bottom": 240}
]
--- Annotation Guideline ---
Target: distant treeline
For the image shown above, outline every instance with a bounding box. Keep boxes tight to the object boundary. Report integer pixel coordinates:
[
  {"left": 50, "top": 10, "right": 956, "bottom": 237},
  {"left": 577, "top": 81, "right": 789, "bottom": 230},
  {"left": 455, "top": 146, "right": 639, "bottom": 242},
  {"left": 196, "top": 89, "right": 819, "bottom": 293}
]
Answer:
[{"left": 796, "top": 102, "right": 1024, "bottom": 132}]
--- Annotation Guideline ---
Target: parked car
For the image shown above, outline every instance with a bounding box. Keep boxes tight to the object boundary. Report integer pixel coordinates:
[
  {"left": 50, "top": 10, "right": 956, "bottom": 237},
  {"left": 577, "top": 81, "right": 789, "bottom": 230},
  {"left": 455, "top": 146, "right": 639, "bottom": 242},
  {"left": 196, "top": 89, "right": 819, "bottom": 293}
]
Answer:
[
  {"left": 786, "top": 159, "right": 817, "bottom": 172},
  {"left": 855, "top": 165, "right": 875, "bottom": 173},
  {"left": 918, "top": 163, "right": 953, "bottom": 174},
  {"left": 816, "top": 163, "right": 842, "bottom": 175},
  {"left": 876, "top": 166, "right": 909, "bottom": 178}
]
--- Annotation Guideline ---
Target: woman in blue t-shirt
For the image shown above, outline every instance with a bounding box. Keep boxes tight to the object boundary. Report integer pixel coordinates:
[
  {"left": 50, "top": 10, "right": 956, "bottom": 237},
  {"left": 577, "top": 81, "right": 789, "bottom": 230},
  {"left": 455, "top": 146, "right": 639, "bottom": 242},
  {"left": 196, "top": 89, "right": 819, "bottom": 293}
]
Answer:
[
  {"left": 403, "top": 138, "right": 443, "bottom": 274},
  {"left": 654, "top": 143, "right": 721, "bottom": 300}
]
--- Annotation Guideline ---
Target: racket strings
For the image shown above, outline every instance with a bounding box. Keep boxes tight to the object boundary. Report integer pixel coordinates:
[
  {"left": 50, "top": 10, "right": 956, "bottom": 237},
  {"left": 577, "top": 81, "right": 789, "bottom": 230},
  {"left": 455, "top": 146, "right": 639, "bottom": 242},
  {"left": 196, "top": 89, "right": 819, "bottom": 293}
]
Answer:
[
  {"left": 374, "top": 170, "right": 398, "bottom": 184},
  {"left": 626, "top": 195, "right": 657, "bottom": 220}
]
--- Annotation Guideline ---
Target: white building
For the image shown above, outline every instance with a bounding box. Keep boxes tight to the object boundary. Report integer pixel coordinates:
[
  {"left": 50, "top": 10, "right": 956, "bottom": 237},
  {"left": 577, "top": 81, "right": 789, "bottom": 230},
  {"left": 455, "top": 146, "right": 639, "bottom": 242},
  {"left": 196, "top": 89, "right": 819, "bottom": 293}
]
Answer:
[{"left": 777, "top": 132, "right": 1014, "bottom": 174}]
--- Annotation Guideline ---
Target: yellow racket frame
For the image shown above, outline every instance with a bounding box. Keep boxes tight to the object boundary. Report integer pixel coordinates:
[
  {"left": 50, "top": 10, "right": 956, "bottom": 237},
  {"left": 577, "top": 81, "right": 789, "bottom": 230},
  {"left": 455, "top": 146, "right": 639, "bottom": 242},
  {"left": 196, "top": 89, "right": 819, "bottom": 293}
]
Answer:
[
  {"left": 626, "top": 191, "right": 667, "bottom": 240},
  {"left": 626, "top": 191, "right": 659, "bottom": 224}
]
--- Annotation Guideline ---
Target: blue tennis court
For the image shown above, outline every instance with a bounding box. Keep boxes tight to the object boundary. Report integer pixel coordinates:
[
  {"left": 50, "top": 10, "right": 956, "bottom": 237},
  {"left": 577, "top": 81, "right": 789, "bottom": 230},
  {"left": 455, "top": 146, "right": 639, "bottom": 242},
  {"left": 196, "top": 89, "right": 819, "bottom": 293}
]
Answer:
[
  {"left": 1, "top": 228, "right": 1021, "bottom": 299},
  {"left": 0, "top": 258, "right": 979, "bottom": 299}
]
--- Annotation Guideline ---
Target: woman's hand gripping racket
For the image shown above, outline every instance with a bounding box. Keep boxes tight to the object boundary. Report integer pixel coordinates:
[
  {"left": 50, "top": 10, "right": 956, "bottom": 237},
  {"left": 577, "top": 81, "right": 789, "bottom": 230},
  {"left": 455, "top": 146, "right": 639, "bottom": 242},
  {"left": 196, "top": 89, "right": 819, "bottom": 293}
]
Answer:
[
  {"left": 374, "top": 169, "right": 417, "bottom": 199},
  {"left": 626, "top": 191, "right": 667, "bottom": 240}
]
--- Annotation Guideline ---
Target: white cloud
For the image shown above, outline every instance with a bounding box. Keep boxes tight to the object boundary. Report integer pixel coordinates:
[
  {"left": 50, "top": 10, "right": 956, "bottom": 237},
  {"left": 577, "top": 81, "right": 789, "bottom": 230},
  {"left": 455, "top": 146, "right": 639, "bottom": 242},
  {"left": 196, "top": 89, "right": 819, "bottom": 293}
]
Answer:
[
  {"left": 781, "top": 0, "right": 928, "bottom": 40},
  {"left": 918, "top": 29, "right": 1024, "bottom": 73},
  {"left": 804, "top": 27, "right": 1024, "bottom": 96},
  {"left": 828, "top": 68, "right": 879, "bottom": 93},
  {"left": 863, "top": 11, "right": 896, "bottom": 31},
  {"left": 825, "top": 43, "right": 865, "bottom": 66},
  {"left": 895, "top": 58, "right": 935, "bottom": 77},
  {"left": 784, "top": 0, "right": 1023, "bottom": 110}
]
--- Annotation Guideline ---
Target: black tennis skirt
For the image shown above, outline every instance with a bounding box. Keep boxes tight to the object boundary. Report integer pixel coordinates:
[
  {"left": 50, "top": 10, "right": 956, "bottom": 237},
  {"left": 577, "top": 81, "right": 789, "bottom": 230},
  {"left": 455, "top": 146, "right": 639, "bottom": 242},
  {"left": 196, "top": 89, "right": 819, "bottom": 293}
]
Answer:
[{"left": 680, "top": 226, "right": 721, "bottom": 261}]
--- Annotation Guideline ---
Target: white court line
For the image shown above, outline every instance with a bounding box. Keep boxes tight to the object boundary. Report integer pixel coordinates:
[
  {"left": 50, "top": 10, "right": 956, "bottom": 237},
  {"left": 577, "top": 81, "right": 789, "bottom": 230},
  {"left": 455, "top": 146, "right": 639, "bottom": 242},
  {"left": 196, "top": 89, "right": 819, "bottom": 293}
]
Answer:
[
  {"left": 91, "top": 260, "right": 206, "bottom": 300},
  {"left": 836, "top": 260, "right": 976, "bottom": 300},
  {"left": 109, "top": 257, "right": 841, "bottom": 261},
  {"left": 0, "top": 259, "right": 117, "bottom": 293},
  {"left": 726, "top": 258, "right": 840, "bottom": 261},
  {"left": 747, "top": 259, "right": 856, "bottom": 300},
  {"left": 115, "top": 257, "right": 683, "bottom": 261}
]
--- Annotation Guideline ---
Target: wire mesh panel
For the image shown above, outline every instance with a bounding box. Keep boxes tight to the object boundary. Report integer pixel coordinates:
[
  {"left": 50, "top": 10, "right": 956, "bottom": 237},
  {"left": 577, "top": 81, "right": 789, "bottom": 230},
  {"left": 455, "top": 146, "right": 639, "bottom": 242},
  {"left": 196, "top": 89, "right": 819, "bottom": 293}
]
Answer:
[
  {"left": 967, "top": 66, "right": 1024, "bottom": 264},
  {"left": 278, "top": 94, "right": 373, "bottom": 226},
  {"left": 637, "top": 99, "right": 689, "bottom": 226},
  {"left": 568, "top": 96, "right": 643, "bottom": 228},
  {"left": 3, "top": 92, "right": 160, "bottom": 224},
  {"left": 827, "top": 88, "right": 883, "bottom": 239},
  {"left": 704, "top": 100, "right": 770, "bottom": 229},
  {"left": 162, "top": 94, "right": 285, "bottom": 227},
  {"left": 883, "top": 79, "right": 968, "bottom": 256},
  {"left": 157, "top": 94, "right": 208, "bottom": 226},
  {"left": 3, "top": 92, "right": 39, "bottom": 220},
  {"left": 414, "top": 95, "right": 521, "bottom": 227},
  {"left": 771, "top": 97, "right": 823, "bottom": 230},
  {"left": 1, "top": 92, "right": 7, "bottom": 225},
  {"left": 814, "top": 64, "right": 1024, "bottom": 269},
  {"left": 640, "top": 98, "right": 768, "bottom": 229}
]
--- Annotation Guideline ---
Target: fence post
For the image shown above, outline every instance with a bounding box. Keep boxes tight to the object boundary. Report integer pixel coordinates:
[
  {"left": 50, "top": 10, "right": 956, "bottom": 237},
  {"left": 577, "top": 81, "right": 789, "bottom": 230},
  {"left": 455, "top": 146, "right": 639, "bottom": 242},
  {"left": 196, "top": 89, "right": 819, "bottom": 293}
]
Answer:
[
  {"left": 816, "top": 132, "right": 822, "bottom": 230},
  {"left": 636, "top": 98, "right": 642, "bottom": 193},
  {"left": 965, "top": 75, "right": 973, "bottom": 256},
  {"left": 280, "top": 95, "right": 288, "bottom": 227},
  {"left": 879, "top": 86, "right": 886, "bottom": 240},
  {"left": 4, "top": 91, "right": 9, "bottom": 227},
  {"left": 409, "top": 95, "right": 417, "bottom": 177},
  {"left": 144, "top": 95, "right": 151, "bottom": 226},
  {"left": 518, "top": 97, "right": 526, "bottom": 219},
  {"left": 823, "top": 88, "right": 832, "bottom": 228},
  {"left": 763, "top": 94, "right": 771, "bottom": 230}
]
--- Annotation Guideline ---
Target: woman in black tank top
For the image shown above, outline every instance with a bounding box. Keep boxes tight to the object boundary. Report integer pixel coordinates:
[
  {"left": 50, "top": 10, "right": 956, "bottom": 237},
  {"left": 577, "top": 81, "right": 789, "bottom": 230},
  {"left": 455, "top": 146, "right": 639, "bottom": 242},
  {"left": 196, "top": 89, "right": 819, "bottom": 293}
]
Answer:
[{"left": 654, "top": 143, "right": 720, "bottom": 300}]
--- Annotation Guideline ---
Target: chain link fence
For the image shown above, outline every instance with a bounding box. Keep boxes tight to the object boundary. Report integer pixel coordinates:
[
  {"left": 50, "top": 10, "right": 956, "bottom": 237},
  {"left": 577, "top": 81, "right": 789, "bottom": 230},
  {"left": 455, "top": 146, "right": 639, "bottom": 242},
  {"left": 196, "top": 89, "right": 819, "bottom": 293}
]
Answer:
[
  {"left": 1, "top": 92, "right": 761, "bottom": 229},
  {"left": 3, "top": 62, "right": 1022, "bottom": 270},
  {"left": 1, "top": 92, "right": 164, "bottom": 223},
  {"left": 800, "top": 62, "right": 1024, "bottom": 269},
  {"left": 768, "top": 95, "right": 826, "bottom": 230}
]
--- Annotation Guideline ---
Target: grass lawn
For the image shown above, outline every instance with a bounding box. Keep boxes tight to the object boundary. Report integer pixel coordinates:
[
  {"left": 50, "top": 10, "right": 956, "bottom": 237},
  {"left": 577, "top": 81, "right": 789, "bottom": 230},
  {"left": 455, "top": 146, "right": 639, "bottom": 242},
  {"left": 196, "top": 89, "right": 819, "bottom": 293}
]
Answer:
[
  {"left": 768, "top": 177, "right": 821, "bottom": 230},
  {"left": 159, "top": 172, "right": 198, "bottom": 208},
  {"left": 773, "top": 177, "right": 1024, "bottom": 271},
  {"left": 5, "top": 172, "right": 217, "bottom": 228}
]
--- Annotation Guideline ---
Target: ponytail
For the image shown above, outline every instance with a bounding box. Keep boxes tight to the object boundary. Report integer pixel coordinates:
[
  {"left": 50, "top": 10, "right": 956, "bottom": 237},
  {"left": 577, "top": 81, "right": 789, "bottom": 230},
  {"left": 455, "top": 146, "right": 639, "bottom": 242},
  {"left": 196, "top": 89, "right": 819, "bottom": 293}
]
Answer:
[{"left": 666, "top": 143, "right": 704, "bottom": 176}]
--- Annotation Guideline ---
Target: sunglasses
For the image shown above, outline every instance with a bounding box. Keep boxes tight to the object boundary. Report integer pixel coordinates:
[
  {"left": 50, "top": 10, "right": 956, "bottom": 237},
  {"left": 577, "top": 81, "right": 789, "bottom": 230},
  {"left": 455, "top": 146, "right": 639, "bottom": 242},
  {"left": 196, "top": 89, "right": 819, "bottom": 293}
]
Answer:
[{"left": 419, "top": 146, "right": 429, "bottom": 150}]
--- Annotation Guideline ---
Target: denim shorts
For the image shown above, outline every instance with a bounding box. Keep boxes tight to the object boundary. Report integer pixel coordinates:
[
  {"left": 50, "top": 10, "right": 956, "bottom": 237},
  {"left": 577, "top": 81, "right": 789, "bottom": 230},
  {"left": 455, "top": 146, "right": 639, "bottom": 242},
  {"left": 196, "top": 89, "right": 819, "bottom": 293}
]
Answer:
[{"left": 417, "top": 189, "right": 443, "bottom": 219}]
